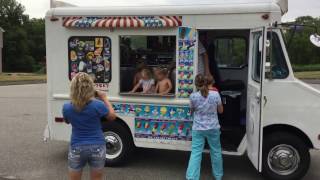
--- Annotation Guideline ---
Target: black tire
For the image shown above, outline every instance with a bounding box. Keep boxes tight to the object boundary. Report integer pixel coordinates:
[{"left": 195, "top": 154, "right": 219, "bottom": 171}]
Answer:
[
  {"left": 262, "top": 132, "right": 310, "bottom": 180},
  {"left": 102, "top": 121, "right": 134, "bottom": 166}
]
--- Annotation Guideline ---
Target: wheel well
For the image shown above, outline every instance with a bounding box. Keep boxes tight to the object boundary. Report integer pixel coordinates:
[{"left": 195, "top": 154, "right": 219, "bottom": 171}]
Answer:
[
  {"left": 264, "top": 124, "right": 313, "bottom": 148},
  {"left": 114, "top": 117, "right": 134, "bottom": 144}
]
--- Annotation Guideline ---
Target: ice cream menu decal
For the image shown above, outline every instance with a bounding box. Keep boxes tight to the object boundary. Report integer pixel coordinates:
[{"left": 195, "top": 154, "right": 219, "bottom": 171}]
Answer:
[
  {"left": 113, "top": 103, "right": 193, "bottom": 141},
  {"left": 68, "top": 36, "right": 111, "bottom": 90},
  {"left": 177, "top": 27, "right": 196, "bottom": 98}
]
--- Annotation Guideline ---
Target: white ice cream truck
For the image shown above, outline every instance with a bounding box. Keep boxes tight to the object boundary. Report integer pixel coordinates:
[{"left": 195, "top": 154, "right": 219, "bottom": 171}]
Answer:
[{"left": 44, "top": 0, "right": 320, "bottom": 179}]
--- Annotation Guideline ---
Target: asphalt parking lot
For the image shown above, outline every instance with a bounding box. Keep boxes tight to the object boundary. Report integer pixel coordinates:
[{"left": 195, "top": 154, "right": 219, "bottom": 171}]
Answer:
[{"left": 0, "top": 84, "right": 320, "bottom": 180}]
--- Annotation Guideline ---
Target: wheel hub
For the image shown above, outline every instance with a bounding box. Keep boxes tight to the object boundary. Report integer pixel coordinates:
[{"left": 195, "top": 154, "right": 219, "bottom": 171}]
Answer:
[
  {"left": 268, "top": 144, "right": 300, "bottom": 176},
  {"left": 104, "top": 132, "right": 123, "bottom": 159}
]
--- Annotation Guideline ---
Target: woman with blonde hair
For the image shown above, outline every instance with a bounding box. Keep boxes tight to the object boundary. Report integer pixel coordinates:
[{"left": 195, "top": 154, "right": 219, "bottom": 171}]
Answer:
[{"left": 62, "top": 72, "right": 116, "bottom": 180}]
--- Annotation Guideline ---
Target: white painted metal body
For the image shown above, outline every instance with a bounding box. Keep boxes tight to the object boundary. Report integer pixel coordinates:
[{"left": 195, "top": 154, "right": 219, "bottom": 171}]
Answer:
[{"left": 45, "top": 0, "right": 320, "bottom": 172}]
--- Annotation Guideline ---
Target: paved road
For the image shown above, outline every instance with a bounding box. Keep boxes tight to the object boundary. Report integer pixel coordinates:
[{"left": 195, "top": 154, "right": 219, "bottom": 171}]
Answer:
[{"left": 0, "top": 84, "right": 320, "bottom": 180}]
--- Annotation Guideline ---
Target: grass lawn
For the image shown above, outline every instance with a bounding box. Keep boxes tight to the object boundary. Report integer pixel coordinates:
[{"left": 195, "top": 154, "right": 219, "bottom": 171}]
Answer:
[
  {"left": 0, "top": 73, "right": 46, "bottom": 82},
  {"left": 292, "top": 64, "right": 320, "bottom": 72},
  {"left": 294, "top": 71, "right": 320, "bottom": 79}
]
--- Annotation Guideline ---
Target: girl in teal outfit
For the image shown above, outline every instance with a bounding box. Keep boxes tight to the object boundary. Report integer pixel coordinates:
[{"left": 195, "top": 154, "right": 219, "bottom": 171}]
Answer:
[{"left": 186, "top": 74, "right": 224, "bottom": 180}]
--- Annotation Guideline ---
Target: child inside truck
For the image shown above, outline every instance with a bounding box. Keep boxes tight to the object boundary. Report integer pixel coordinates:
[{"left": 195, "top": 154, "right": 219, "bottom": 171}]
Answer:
[
  {"left": 132, "top": 62, "right": 147, "bottom": 87},
  {"left": 155, "top": 68, "right": 173, "bottom": 95},
  {"left": 130, "top": 68, "right": 155, "bottom": 94}
]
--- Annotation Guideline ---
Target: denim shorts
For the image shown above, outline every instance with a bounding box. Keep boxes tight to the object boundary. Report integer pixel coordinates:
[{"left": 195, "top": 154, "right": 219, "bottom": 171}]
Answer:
[{"left": 68, "top": 144, "right": 106, "bottom": 171}]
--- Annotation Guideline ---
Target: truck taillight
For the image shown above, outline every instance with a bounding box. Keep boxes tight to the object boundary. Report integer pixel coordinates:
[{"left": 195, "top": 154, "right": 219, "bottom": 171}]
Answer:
[{"left": 55, "top": 117, "right": 64, "bottom": 123}]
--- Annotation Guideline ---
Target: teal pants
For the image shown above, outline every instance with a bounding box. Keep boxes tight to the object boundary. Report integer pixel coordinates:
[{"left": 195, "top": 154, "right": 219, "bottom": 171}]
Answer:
[{"left": 186, "top": 129, "right": 223, "bottom": 180}]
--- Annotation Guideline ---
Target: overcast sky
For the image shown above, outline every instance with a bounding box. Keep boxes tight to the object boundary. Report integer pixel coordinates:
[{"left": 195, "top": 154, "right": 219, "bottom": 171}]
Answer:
[{"left": 16, "top": 0, "right": 320, "bottom": 22}]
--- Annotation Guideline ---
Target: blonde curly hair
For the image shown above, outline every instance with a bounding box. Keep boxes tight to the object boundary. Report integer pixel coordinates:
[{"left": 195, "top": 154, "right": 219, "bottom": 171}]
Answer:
[{"left": 70, "top": 72, "right": 95, "bottom": 111}]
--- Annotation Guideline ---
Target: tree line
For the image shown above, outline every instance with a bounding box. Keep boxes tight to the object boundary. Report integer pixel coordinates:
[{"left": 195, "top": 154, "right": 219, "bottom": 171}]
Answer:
[
  {"left": 284, "top": 16, "right": 320, "bottom": 67},
  {"left": 0, "top": 0, "right": 319, "bottom": 72},
  {"left": 1, "top": 0, "right": 45, "bottom": 72}
]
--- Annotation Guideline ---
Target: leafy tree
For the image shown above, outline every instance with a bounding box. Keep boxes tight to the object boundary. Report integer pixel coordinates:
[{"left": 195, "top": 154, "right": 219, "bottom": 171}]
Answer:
[
  {"left": 284, "top": 16, "right": 320, "bottom": 66},
  {"left": 0, "top": 0, "right": 28, "bottom": 29},
  {"left": 0, "top": 0, "right": 45, "bottom": 72},
  {"left": 24, "top": 18, "right": 46, "bottom": 65},
  {"left": 3, "top": 26, "right": 36, "bottom": 72}
]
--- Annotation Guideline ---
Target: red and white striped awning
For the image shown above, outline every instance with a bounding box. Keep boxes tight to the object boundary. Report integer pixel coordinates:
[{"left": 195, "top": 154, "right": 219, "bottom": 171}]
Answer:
[{"left": 63, "top": 16, "right": 182, "bottom": 28}]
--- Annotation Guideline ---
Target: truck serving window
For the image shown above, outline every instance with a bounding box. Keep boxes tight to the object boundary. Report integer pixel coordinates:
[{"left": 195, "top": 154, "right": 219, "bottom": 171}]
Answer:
[
  {"left": 119, "top": 35, "right": 176, "bottom": 96},
  {"left": 68, "top": 36, "right": 111, "bottom": 83},
  {"left": 214, "top": 38, "right": 247, "bottom": 68}
]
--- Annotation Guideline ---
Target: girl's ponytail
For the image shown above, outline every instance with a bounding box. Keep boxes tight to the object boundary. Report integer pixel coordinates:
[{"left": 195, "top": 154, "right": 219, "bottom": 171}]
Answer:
[
  {"left": 195, "top": 74, "right": 209, "bottom": 98},
  {"left": 199, "top": 85, "right": 209, "bottom": 98}
]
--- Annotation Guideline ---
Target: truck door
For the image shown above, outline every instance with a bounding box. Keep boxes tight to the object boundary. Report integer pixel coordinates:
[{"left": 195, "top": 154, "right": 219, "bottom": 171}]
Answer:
[{"left": 247, "top": 27, "right": 266, "bottom": 171}]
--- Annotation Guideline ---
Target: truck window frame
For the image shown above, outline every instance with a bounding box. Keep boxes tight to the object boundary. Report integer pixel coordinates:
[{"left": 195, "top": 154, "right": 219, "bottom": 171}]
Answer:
[
  {"left": 118, "top": 34, "right": 177, "bottom": 98},
  {"left": 212, "top": 35, "right": 248, "bottom": 70},
  {"left": 251, "top": 32, "right": 263, "bottom": 83}
]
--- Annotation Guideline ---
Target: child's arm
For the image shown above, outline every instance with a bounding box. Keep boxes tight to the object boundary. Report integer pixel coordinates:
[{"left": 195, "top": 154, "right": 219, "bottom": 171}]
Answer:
[
  {"left": 130, "top": 82, "right": 141, "bottom": 93},
  {"left": 133, "top": 74, "right": 138, "bottom": 87},
  {"left": 155, "top": 83, "right": 159, "bottom": 93},
  {"left": 159, "top": 79, "right": 173, "bottom": 95},
  {"left": 216, "top": 94, "right": 224, "bottom": 114},
  {"left": 218, "top": 104, "right": 224, "bottom": 114},
  {"left": 189, "top": 95, "right": 195, "bottom": 114}
]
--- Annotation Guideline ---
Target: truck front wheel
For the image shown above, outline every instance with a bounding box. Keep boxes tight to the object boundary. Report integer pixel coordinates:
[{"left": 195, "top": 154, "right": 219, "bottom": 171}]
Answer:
[
  {"left": 262, "top": 132, "right": 310, "bottom": 180},
  {"left": 102, "top": 121, "right": 133, "bottom": 166}
]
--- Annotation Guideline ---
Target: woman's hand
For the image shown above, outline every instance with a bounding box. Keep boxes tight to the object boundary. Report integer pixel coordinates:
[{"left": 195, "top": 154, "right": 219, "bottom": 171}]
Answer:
[
  {"left": 96, "top": 90, "right": 116, "bottom": 121},
  {"left": 96, "top": 90, "right": 107, "bottom": 100}
]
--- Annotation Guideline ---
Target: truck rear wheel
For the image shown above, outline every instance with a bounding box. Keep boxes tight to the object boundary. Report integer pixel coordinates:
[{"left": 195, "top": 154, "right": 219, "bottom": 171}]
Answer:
[
  {"left": 102, "top": 121, "right": 133, "bottom": 166},
  {"left": 262, "top": 132, "right": 310, "bottom": 180}
]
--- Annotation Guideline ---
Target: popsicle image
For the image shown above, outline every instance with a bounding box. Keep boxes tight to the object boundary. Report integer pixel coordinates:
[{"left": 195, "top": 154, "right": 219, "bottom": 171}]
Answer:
[{"left": 152, "top": 123, "right": 159, "bottom": 135}]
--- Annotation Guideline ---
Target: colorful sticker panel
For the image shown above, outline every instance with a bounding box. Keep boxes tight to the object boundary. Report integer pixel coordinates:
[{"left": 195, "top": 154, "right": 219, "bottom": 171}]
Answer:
[
  {"left": 177, "top": 27, "right": 197, "bottom": 98},
  {"left": 135, "top": 118, "right": 192, "bottom": 141},
  {"left": 68, "top": 36, "right": 112, "bottom": 84},
  {"left": 112, "top": 103, "right": 193, "bottom": 141},
  {"left": 112, "top": 103, "right": 192, "bottom": 120}
]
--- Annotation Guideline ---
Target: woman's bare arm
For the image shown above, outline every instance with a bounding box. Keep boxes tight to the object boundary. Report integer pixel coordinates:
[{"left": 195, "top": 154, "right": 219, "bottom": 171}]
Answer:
[
  {"left": 102, "top": 97, "right": 116, "bottom": 121},
  {"left": 203, "top": 53, "right": 213, "bottom": 80},
  {"left": 96, "top": 91, "right": 116, "bottom": 121}
]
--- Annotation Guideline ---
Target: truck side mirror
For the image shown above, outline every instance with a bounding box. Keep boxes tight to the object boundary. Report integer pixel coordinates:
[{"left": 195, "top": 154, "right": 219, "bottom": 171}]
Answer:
[
  {"left": 310, "top": 34, "right": 320, "bottom": 47},
  {"left": 265, "top": 62, "right": 272, "bottom": 79},
  {"left": 265, "top": 40, "right": 272, "bottom": 79}
]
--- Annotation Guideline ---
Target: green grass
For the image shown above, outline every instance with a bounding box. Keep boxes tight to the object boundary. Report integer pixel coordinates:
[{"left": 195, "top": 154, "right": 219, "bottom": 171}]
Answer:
[
  {"left": 294, "top": 71, "right": 320, "bottom": 79},
  {"left": 0, "top": 73, "right": 46, "bottom": 82},
  {"left": 292, "top": 64, "right": 320, "bottom": 72}
]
